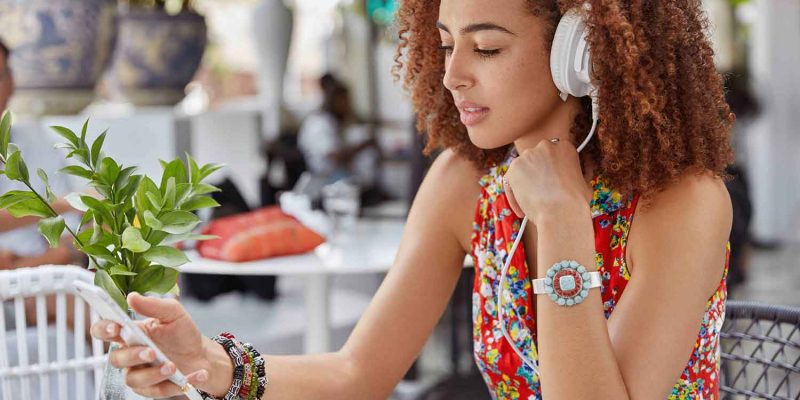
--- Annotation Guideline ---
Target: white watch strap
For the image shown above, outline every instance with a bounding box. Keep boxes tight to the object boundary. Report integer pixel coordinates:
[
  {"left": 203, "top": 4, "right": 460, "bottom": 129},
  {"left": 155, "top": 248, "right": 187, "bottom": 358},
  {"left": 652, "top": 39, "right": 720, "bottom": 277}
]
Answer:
[{"left": 532, "top": 271, "right": 602, "bottom": 294}]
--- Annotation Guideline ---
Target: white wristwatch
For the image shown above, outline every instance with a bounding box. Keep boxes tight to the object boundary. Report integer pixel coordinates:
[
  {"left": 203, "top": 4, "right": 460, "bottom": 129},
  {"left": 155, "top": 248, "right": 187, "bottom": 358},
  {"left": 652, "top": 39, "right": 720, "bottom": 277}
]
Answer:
[{"left": 532, "top": 260, "right": 602, "bottom": 307}]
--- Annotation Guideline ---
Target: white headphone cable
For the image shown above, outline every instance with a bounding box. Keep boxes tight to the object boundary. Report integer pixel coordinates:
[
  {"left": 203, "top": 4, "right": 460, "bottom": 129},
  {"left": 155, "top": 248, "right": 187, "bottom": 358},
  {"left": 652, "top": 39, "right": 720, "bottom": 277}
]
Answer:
[{"left": 496, "top": 97, "right": 598, "bottom": 374}]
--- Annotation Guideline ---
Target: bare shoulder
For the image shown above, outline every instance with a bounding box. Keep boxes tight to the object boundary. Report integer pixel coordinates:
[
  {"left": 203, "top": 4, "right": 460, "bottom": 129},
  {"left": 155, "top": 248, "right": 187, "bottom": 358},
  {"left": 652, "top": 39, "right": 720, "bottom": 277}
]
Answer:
[
  {"left": 636, "top": 170, "right": 732, "bottom": 235},
  {"left": 410, "top": 149, "right": 484, "bottom": 253},
  {"left": 629, "top": 170, "right": 732, "bottom": 285}
]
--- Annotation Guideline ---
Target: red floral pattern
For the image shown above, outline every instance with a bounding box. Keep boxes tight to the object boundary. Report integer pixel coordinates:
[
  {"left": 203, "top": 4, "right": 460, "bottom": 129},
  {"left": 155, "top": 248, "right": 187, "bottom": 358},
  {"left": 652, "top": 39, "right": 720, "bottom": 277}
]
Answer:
[{"left": 470, "top": 154, "right": 729, "bottom": 399}]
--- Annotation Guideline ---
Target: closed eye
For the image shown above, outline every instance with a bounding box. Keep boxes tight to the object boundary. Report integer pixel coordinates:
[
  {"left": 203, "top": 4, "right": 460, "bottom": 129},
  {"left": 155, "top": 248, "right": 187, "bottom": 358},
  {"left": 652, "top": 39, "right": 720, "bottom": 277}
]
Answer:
[
  {"left": 437, "top": 46, "right": 501, "bottom": 59},
  {"left": 475, "top": 49, "right": 501, "bottom": 58}
]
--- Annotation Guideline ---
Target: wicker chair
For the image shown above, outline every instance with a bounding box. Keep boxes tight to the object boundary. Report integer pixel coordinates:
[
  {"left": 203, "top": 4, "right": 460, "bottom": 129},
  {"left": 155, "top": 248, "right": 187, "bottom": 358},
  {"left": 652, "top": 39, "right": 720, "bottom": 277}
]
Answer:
[
  {"left": 0, "top": 265, "right": 106, "bottom": 400},
  {"left": 721, "top": 300, "right": 800, "bottom": 399}
]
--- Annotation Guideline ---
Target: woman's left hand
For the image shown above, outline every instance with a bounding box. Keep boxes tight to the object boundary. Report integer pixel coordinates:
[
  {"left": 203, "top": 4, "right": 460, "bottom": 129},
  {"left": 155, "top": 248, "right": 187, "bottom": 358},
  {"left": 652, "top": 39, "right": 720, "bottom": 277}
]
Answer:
[{"left": 503, "top": 139, "right": 593, "bottom": 225}]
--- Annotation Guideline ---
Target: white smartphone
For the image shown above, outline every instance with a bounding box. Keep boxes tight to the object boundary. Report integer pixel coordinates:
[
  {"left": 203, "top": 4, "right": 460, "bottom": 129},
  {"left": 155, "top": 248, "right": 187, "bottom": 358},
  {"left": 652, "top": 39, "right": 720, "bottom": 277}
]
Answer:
[{"left": 73, "top": 281, "right": 204, "bottom": 400}]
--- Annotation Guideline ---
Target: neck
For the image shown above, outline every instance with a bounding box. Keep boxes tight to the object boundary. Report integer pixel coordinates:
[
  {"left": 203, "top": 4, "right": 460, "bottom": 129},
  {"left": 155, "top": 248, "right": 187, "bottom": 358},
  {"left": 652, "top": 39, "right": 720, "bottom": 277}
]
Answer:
[{"left": 512, "top": 97, "right": 597, "bottom": 184}]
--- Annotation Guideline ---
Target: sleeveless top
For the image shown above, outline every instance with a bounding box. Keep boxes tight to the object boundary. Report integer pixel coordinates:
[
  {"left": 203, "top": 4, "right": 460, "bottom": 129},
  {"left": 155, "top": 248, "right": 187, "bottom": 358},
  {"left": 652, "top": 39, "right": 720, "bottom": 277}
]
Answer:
[{"left": 470, "top": 152, "right": 729, "bottom": 399}]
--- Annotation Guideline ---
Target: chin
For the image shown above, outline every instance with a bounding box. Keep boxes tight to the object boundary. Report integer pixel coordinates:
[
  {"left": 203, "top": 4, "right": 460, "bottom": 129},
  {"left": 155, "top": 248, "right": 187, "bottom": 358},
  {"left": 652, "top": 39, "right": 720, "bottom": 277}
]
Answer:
[{"left": 466, "top": 125, "right": 513, "bottom": 150}]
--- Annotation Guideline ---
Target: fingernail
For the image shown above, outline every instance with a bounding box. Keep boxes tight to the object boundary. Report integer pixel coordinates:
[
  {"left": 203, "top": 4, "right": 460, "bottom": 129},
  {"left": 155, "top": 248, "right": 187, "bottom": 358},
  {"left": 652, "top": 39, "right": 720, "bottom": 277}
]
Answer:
[
  {"left": 196, "top": 370, "right": 209, "bottom": 382},
  {"left": 160, "top": 363, "right": 173, "bottom": 376},
  {"left": 106, "top": 324, "right": 117, "bottom": 335},
  {"left": 139, "top": 349, "right": 155, "bottom": 362}
]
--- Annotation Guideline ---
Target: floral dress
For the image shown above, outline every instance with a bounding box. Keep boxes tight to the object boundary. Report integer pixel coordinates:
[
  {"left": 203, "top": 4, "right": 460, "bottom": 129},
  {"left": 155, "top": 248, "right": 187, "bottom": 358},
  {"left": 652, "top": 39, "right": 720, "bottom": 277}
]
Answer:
[{"left": 470, "top": 153, "right": 729, "bottom": 399}]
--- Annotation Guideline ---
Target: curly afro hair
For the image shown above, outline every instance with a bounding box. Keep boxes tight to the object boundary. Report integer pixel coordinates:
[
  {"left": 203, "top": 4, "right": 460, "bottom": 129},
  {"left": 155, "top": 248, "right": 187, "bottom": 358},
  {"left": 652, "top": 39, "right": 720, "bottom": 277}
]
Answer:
[{"left": 393, "top": 0, "right": 734, "bottom": 198}]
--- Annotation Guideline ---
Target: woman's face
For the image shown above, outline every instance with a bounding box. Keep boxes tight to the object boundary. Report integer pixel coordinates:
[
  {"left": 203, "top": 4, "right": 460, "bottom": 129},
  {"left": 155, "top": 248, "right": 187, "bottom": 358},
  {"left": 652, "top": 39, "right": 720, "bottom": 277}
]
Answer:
[{"left": 438, "top": 0, "right": 569, "bottom": 150}]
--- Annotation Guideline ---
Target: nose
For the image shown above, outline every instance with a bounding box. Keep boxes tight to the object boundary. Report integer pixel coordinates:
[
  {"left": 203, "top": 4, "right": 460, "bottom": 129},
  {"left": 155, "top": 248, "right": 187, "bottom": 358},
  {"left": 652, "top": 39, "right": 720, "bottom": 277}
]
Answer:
[{"left": 442, "top": 49, "right": 473, "bottom": 92}]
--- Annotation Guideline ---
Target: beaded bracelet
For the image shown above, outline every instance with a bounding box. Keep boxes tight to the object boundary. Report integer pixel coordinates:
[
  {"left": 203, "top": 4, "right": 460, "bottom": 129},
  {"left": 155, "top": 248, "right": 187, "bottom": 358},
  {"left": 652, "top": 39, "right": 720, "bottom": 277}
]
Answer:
[{"left": 199, "top": 333, "right": 268, "bottom": 400}]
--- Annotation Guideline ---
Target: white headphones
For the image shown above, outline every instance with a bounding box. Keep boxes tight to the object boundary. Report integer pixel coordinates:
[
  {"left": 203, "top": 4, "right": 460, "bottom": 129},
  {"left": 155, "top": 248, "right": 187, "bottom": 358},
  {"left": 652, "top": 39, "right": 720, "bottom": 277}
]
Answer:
[
  {"left": 550, "top": 5, "right": 599, "bottom": 151},
  {"left": 497, "top": 5, "right": 599, "bottom": 376}
]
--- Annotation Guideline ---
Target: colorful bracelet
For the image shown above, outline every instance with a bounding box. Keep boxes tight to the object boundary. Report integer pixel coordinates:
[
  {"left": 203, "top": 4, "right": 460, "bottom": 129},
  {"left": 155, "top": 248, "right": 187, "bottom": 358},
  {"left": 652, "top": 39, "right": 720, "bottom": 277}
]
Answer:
[{"left": 199, "top": 333, "right": 268, "bottom": 400}]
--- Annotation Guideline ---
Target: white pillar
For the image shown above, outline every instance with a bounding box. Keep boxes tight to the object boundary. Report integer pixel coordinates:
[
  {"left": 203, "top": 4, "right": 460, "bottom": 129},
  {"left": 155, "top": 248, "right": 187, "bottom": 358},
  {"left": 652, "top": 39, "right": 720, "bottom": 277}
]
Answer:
[{"left": 746, "top": 0, "right": 800, "bottom": 243}]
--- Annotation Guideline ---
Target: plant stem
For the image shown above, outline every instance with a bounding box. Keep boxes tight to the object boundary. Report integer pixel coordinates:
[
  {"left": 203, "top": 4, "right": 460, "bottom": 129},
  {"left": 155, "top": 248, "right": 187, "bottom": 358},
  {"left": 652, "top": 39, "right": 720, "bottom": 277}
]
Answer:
[
  {"left": 21, "top": 181, "right": 101, "bottom": 267},
  {"left": 24, "top": 182, "right": 83, "bottom": 245}
]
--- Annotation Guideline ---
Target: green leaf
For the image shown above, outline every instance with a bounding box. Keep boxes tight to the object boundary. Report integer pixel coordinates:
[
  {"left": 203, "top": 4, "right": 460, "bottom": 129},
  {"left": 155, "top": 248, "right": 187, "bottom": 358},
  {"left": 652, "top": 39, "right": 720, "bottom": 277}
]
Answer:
[
  {"left": 142, "top": 245, "right": 189, "bottom": 268},
  {"left": 0, "top": 190, "right": 38, "bottom": 209},
  {"left": 150, "top": 267, "right": 179, "bottom": 294},
  {"left": 37, "top": 168, "right": 56, "bottom": 203},
  {"left": 187, "top": 153, "right": 200, "bottom": 184},
  {"left": 5, "top": 150, "right": 28, "bottom": 182},
  {"left": 142, "top": 210, "right": 163, "bottom": 230},
  {"left": 117, "top": 174, "right": 142, "bottom": 204},
  {"left": 135, "top": 176, "right": 158, "bottom": 224},
  {"left": 175, "top": 183, "right": 192, "bottom": 207},
  {"left": 109, "top": 264, "right": 137, "bottom": 277},
  {"left": 0, "top": 111, "right": 10, "bottom": 158},
  {"left": 37, "top": 216, "right": 66, "bottom": 248},
  {"left": 80, "top": 119, "right": 89, "bottom": 143},
  {"left": 198, "top": 163, "right": 224, "bottom": 182},
  {"left": 180, "top": 196, "right": 219, "bottom": 212},
  {"left": 7, "top": 198, "right": 51, "bottom": 218},
  {"left": 66, "top": 147, "right": 90, "bottom": 166},
  {"left": 81, "top": 195, "right": 114, "bottom": 225},
  {"left": 90, "top": 130, "right": 107, "bottom": 167},
  {"left": 167, "top": 283, "right": 181, "bottom": 297},
  {"left": 192, "top": 183, "right": 221, "bottom": 195},
  {"left": 88, "top": 182, "right": 112, "bottom": 199},
  {"left": 78, "top": 209, "right": 94, "bottom": 229},
  {"left": 145, "top": 192, "right": 162, "bottom": 210},
  {"left": 80, "top": 244, "right": 118, "bottom": 262},
  {"left": 160, "top": 159, "right": 187, "bottom": 188},
  {"left": 158, "top": 210, "right": 200, "bottom": 234},
  {"left": 122, "top": 226, "right": 151, "bottom": 253},
  {"left": 53, "top": 142, "right": 73, "bottom": 151},
  {"left": 94, "top": 270, "right": 128, "bottom": 311},
  {"left": 146, "top": 231, "right": 168, "bottom": 247},
  {"left": 115, "top": 166, "right": 137, "bottom": 190},
  {"left": 163, "top": 177, "right": 176, "bottom": 209},
  {"left": 160, "top": 233, "right": 219, "bottom": 246},
  {"left": 64, "top": 192, "right": 89, "bottom": 212},
  {"left": 50, "top": 126, "right": 80, "bottom": 147},
  {"left": 131, "top": 265, "right": 159, "bottom": 294},
  {"left": 97, "top": 157, "right": 120, "bottom": 187},
  {"left": 37, "top": 168, "right": 48, "bottom": 185},
  {"left": 59, "top": 165, "right": 94, "bottom": 180}
]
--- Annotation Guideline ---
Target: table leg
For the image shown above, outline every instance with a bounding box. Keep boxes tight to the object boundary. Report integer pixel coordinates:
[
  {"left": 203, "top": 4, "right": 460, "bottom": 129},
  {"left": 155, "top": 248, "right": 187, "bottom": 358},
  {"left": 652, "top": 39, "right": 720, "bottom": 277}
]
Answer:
[{"left": 303, "top": 273, "right": 331, "bottom": 354}]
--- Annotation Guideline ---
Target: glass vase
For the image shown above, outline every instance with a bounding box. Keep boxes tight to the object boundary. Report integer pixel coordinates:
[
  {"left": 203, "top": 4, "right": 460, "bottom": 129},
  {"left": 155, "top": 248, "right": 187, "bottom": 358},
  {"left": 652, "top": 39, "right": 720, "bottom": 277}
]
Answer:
[{"left": 98, "top": 311, "right": 151, "bottom": 400}]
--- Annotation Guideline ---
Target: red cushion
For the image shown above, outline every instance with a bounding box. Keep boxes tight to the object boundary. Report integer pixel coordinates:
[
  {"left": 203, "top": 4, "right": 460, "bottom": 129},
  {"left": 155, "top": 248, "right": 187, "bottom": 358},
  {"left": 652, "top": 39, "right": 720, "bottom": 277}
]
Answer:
[{"left": 197, "top": 206, "right": 326, "bottom": 262}]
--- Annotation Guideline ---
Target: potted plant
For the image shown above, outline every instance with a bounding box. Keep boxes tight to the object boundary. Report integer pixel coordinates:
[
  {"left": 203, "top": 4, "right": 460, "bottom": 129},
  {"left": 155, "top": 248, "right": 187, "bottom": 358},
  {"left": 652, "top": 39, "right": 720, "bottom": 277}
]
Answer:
[
  {"left": 0, "top": 0, "right": 118, "bottom": 115},
  {"left": 110, "top": 0, "right": 208, "bottom": 106},
  {"left": 0, "top": 110, "right": 222, "bottom": 397}
]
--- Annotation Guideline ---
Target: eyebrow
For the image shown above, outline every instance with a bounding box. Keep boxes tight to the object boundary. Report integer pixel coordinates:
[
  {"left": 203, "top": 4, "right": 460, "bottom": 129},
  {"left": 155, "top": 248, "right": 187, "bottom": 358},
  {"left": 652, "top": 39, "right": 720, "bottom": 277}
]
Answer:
[{"left": 436, "top": 21, "right": 517, "bottom": 36}]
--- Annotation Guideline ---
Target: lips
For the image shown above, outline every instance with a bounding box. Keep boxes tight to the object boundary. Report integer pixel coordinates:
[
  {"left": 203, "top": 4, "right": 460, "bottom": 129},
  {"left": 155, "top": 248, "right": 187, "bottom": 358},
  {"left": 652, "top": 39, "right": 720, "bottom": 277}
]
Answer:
[{"left": 455, "top": 100, "right": 491, "bottom": 126}]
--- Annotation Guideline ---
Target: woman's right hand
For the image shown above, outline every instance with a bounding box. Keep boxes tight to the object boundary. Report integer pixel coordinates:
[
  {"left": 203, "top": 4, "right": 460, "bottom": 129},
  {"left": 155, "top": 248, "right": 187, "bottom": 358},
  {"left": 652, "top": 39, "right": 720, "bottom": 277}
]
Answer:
[{"left": 91, "top": 292, "right": 231, "bottom": 398}]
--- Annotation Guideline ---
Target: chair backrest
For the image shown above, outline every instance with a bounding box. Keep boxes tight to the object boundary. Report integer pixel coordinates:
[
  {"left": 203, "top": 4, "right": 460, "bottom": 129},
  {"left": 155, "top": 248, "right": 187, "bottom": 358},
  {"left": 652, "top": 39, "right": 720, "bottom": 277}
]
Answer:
[
  {"left": 721, "top": 300, "right": 800, "bottom": 399},
  {"left": 0, "top": 265, "right": 106, "bottom": 400}
]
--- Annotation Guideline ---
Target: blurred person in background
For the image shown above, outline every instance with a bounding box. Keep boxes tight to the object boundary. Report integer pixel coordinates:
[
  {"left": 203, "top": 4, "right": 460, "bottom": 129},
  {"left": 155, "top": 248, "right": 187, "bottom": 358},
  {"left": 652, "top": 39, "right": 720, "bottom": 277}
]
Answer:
[
  {"left": 297, "top": 73, "right": 383, "bottom": 206},
  {"left": 0, "top": 38, "right": 82, "bottom": 271},
  {"left": 0, "top": 38, "right": 89, "bottom": 336}
]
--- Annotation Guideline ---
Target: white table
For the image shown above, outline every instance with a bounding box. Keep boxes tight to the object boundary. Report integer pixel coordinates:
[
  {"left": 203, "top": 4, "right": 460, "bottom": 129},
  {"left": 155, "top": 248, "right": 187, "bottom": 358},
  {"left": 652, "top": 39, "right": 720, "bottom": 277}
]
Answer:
[{"left": 180, "top": 219, "right": 406, "bottom": 354}]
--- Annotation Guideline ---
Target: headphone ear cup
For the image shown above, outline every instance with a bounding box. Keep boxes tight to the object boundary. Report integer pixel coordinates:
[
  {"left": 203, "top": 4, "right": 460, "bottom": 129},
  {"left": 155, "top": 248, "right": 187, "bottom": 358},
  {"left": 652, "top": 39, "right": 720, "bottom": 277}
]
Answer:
[
  {"left": 550, "top": 8, "right": 594, "bottom": 99},
  {"left": 550, "top": 12, "right": 573, "bottom": 100}
]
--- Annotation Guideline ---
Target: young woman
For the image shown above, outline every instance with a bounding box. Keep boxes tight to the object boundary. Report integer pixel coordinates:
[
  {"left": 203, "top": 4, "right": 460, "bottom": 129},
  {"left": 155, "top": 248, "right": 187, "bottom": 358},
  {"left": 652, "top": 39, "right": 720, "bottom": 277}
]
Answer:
[{"left": 91, "top": 0, "right": 734, "bottom": 399}]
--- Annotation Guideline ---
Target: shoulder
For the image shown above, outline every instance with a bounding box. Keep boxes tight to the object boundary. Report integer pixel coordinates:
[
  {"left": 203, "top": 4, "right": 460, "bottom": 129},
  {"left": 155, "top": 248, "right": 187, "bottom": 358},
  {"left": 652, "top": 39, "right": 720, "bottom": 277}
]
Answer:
[
  {"left": 628, "top": 170, "right": 732, "bottom": 287},
  {"left": 412, "top": 149, "right": 484, "bottom": 252},
  {"left": 636, "top": 170, "right": 732, "bottom": 237}
]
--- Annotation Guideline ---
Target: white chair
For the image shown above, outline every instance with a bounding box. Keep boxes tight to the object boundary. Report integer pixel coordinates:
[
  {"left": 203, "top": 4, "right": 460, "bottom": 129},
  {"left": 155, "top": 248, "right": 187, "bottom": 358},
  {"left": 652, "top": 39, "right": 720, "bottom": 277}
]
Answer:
[{"left": 0, "top": 265, "right": 106, "bottom": 400}]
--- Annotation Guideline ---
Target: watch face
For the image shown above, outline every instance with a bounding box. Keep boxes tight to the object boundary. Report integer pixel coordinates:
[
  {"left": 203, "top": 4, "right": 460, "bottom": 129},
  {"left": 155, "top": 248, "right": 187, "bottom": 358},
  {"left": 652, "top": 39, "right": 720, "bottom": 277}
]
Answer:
[{"left": 544, "top": 261, "right": 592, "bottom": 307}]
